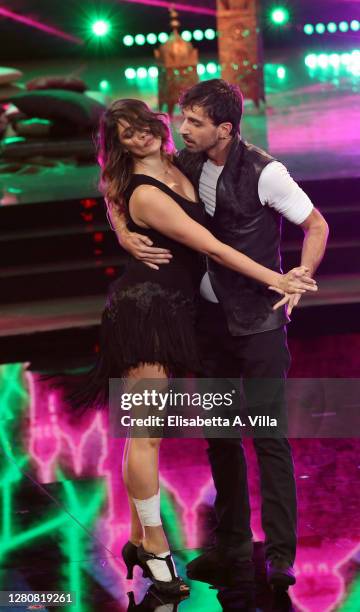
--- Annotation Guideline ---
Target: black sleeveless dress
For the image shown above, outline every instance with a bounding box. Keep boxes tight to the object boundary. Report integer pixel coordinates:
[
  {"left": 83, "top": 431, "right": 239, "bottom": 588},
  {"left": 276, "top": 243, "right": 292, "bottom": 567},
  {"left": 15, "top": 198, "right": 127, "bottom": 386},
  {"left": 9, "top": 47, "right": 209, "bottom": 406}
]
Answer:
[{"left": 76, "top": 175, "right": 206, "bottom": 409}]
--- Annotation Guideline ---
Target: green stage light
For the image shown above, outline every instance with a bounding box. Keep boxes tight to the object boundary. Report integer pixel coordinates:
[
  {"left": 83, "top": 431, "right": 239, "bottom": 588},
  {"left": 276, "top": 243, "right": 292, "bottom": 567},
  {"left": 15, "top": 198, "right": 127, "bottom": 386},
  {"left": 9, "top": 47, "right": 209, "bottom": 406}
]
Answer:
[
  {"left": 277, "top": 66, "right": 286, "bottom": 79},
  {"left": 99, "top": 80, "right": 110, "bottom": 90},
  {"left": 125, "top": 68, "right": 136, "bottom": 79},
  {"left": 206, "top": 62, "right": 217, "bottom": 74},
  {"left": 123, "top": 35, "right": 134, "bottom": 46},
  {"left": 339, "top": 21, "right": 349, "bottom": 32},
  {"left": 146, "top": 33, "right": 157, "bottom": 44},
  {"left": 305, "top": 54, "right": 317, "bottom": 69},
  {"left": 181, "top": 30, "right": 192, "bottom": 41},
  {"left": 349, "top": 64, "right": 360, "bottom": 76},
  {"left": 305, "top": 50, "right": 360, "bottom": 72},
  {"left": 137, "top": 67, "right": 148, "bottom": 79},
  {"left": 193, "top": 29, "right": 204, "bottom": 41},
  {"left": 158, "top": 32, "right": 169, "bottom": 43},
  {"left": 135, "top": 34, "right": 146, "bottom": 45},
  {"left": 327, "top": 22, "right": 337, "bottom": 33},
  {"left": 350, "top": 20, "right": 360, "bottom": 31},
  {"left": 197, "top": 63, "right": 205, "bottom": 75},
  {"left": 315, "top": 23, "right": 326, "bottom": 34},
  {"left": 341, "top": 53, "right": 351, "bottom": 65},
  {"left": 348, "top": 51, "right": 360, "bottom": 75},
  {"left": 92, "top": 20, "right": 110, "bottom": 37},
  {"left": 270, "top": 7, "right": 289, "bottom": 26},
  {"left": 148, "top": 66, "right": 159, "bottom": 78},
  {"left": 318, "top": 54, "right": 329, "bottom": 68},
  {"left": 329, "top": 53, "right": 340, "bottom": 67},
  {"left": 304, "top": 24, "right": 314, "bottom": 35},
  {"left": 205, "top": 28, "right": 216, "bottom": 40}
]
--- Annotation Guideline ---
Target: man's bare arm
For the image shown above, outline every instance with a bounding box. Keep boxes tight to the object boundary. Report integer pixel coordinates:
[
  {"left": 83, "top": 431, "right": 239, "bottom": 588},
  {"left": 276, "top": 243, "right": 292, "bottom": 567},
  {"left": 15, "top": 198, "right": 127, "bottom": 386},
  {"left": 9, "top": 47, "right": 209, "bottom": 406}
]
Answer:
[
  {"left": 300, "top": 207, "right": 329, "bottom": 276},
  {"left": 275, "top": 208, "right": 329, "bottom": 315}
]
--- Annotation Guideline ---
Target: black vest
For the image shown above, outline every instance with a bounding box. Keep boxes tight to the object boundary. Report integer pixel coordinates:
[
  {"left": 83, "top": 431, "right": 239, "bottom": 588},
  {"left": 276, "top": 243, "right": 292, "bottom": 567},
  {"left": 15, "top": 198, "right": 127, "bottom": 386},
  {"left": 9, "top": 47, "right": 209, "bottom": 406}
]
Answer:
[{"left": 176, "top": 136, "right": 289, "bottom": 336}]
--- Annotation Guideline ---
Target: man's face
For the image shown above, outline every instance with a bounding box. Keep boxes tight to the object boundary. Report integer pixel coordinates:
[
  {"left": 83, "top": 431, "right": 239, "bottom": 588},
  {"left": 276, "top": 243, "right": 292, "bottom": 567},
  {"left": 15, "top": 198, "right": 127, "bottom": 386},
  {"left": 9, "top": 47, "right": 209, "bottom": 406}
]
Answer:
[{"left": 179, "top": 105, "right": 225, "bottom": 153}]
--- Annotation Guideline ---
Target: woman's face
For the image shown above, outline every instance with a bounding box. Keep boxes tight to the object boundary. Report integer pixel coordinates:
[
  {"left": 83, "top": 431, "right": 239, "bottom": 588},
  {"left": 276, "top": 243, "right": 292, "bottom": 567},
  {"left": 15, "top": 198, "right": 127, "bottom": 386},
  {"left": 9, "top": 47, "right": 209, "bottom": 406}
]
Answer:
[{"left": 117, "top": 118, "right": 162, "bottom": 158}]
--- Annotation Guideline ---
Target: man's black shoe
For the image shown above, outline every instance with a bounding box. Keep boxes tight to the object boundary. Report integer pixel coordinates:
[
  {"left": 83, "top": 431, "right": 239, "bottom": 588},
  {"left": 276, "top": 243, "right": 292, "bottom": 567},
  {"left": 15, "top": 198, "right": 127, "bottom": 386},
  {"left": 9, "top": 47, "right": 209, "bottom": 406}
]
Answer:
[
  {"left": 186, "top": 546, "right": 254, "bottom": 587},
  {"left": 216, "top": 583, "right": 257, "bottom": 611},
  {"left": 266, "top": 558, "right": 296, "bottom": 590}
]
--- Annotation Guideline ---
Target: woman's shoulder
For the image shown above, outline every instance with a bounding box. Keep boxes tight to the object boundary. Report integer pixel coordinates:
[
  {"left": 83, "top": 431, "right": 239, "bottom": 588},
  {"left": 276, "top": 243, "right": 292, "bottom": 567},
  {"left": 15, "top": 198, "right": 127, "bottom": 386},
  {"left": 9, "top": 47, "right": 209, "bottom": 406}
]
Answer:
[
  {"left": 123, "top": 175, "right": 151, "bottom": 202},
  {"left": 128, "top": 183, "right": 156, "bottom": 207}
]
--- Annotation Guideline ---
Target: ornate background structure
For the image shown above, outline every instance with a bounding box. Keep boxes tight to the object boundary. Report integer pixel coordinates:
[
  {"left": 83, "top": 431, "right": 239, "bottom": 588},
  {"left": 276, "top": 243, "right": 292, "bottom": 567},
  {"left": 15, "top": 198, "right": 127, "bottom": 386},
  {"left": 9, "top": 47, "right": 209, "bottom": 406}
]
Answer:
[{"left": 217, "top": 0, "right": 265, "bottom": 105}]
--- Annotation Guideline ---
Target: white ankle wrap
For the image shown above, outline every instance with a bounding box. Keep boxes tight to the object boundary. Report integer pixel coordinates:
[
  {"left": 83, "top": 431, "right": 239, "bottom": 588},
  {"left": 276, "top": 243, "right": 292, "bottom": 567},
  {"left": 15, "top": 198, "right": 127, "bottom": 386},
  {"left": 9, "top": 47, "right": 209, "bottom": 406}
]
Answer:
[{"left": 133, "top": 490, "right": 161, "bottom": 527}]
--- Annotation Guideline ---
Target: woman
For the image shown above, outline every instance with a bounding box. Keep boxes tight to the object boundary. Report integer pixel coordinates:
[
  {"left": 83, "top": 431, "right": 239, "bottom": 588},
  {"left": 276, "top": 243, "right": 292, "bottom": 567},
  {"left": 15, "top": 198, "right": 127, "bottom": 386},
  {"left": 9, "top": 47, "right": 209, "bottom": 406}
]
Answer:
[{"left": 87, "top": 99, "right": 316, "bottom": 596}]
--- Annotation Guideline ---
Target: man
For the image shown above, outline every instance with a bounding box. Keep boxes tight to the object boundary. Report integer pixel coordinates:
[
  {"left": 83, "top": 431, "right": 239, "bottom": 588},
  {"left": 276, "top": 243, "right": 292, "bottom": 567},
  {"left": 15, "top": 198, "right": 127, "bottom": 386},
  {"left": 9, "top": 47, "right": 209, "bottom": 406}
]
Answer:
[{"left": 114, "top": 79, "right": 329, "bottom": 589}]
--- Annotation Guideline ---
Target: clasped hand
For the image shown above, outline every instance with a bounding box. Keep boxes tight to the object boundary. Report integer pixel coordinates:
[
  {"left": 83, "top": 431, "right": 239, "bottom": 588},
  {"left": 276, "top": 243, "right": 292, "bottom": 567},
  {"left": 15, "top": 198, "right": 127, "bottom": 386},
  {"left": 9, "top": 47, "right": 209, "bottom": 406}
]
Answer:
[{"left": 269, "top": 266, "right": 318, "bottom": 314}]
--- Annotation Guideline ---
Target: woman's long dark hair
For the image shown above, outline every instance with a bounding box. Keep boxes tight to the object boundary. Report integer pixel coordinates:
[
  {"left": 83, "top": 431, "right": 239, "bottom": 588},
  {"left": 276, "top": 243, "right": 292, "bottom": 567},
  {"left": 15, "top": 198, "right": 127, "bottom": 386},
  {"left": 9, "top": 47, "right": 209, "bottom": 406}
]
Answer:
[{"left": 97, "top": 99, "right": 174, "bottom": 216}]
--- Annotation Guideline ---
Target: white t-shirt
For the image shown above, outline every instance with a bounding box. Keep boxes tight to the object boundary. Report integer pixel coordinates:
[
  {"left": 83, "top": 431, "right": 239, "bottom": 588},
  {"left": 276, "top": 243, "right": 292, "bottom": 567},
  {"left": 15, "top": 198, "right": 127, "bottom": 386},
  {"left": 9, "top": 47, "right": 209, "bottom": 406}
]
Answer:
[{"left": 199, "top": 159, "right": 314, "bottom": 303}]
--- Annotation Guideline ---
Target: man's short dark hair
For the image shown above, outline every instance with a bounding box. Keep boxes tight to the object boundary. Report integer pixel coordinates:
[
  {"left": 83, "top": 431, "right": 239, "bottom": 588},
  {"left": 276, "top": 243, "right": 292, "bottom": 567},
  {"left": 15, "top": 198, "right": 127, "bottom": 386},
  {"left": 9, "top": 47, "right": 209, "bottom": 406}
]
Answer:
[{"left": 179, "top": 79, "right": 243, "bottom": 136}]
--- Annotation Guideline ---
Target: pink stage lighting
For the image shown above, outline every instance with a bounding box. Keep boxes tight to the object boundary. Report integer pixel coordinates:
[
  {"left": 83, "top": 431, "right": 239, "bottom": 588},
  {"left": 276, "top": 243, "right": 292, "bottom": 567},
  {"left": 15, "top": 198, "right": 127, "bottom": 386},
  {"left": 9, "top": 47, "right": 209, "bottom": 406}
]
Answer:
[
  {"left": 0, "top": 6, "right": 83, "bottom": 44},
  {"left": 117, "top": 0, "right": 216, "bottom": 17}
]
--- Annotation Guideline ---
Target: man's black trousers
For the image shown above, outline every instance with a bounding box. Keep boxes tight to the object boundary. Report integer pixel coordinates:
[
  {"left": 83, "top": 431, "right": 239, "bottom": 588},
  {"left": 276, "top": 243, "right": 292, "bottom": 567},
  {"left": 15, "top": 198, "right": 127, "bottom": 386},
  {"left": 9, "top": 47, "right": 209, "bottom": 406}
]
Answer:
[{"left": 196, "top": 298, "right": 297, "bottom": 564}]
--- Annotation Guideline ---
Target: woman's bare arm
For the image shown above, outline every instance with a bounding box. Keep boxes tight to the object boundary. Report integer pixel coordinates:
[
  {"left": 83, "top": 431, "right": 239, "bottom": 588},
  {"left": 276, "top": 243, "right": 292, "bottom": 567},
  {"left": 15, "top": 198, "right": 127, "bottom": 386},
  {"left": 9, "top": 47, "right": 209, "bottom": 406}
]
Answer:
[{"left": 130, "top": 186, "right": 317, "bottom": 294}]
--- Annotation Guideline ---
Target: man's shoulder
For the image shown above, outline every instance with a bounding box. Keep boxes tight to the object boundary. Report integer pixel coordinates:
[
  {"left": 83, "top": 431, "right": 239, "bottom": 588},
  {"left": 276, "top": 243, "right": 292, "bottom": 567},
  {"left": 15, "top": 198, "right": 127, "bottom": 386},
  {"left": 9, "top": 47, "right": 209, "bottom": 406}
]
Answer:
[
  {"left": 176, "top": 148, "right": 202, "bottom": 164},
  {"left": 175, "top": 148, "right": 188, "bottom": 167},
  {"left": 243, "top": 141, "right": 276, "bottom": 165},
  {"left": 175, "top": 148, "right": 204, "bottom": 178}
]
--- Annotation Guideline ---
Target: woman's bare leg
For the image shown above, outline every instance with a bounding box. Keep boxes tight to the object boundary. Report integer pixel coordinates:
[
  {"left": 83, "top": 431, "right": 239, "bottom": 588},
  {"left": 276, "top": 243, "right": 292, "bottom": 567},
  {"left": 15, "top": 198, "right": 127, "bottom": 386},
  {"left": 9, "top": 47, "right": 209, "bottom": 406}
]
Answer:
[
  {"left": 122, "top": 439, "right": 143, "bottom": 546},
  {"left": 122, "top": 363, "right": 169, "bottom": 554}
]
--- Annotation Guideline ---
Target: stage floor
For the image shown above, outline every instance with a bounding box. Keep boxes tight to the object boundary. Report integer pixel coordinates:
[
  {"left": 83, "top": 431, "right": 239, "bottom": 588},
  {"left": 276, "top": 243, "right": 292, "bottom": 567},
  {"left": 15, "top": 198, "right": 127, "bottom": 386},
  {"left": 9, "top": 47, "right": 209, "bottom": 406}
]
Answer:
[
  {"left": 0, "top": 361, "right": 359, "bottom": 612},
  {"left": 1, "top": 46, "right": 360, "bottom": 206}
]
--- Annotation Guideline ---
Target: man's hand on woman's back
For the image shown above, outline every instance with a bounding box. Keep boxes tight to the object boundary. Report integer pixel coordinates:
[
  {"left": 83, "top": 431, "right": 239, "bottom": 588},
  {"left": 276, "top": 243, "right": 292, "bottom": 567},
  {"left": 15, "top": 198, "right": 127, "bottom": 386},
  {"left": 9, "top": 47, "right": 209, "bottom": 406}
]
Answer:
[
  {"left": 105, "top": 198, "right": 173, "bottom": 270},
  {"left": 120, "top": 230, "right": 172, "bottom": 270}
]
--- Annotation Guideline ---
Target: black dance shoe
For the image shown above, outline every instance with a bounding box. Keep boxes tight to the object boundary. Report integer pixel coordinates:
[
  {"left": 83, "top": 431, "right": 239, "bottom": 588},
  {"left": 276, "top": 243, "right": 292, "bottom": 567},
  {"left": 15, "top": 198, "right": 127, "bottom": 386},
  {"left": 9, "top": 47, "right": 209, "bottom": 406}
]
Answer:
[
  {"left": 216, "top": 583, "right": 257, "bottom": 611},
  {"left": 127, "top": 587, "right": 189, "bottom": 611},
  {"left": 266, "top": 557, "right": 296, "bottom": 590},
  {"left": 186, "top": 545, "right": 254, "bottom": 587},
  {"left": 137, "top": 544, "right": 190, "bottom": 596},
  {"left": 122, "top": 541, "right": 141, "bottom": 579}
]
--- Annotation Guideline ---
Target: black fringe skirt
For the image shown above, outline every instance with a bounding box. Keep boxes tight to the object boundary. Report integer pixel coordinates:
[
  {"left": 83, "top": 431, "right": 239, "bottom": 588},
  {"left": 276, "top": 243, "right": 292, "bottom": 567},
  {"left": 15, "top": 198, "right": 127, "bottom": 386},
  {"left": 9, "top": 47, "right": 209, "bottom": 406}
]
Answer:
[{"left": 70, "top": 280, "right": 202, "bottom": 412}]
